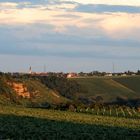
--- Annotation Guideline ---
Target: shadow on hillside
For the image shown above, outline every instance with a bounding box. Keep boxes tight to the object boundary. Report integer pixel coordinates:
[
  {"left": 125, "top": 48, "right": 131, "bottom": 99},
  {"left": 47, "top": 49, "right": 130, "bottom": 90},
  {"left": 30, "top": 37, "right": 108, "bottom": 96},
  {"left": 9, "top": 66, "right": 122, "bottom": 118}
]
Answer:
[{"left": 0, "top": 114, "right": 140, "bottom": 140}]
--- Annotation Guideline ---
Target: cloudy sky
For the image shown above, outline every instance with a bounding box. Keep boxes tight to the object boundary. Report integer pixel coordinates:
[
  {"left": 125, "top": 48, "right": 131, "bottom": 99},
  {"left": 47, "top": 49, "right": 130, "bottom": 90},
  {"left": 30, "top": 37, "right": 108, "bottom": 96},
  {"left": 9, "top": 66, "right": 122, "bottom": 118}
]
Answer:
[{"left": 0, "top": 0, "right": 140, "bottom": 72}]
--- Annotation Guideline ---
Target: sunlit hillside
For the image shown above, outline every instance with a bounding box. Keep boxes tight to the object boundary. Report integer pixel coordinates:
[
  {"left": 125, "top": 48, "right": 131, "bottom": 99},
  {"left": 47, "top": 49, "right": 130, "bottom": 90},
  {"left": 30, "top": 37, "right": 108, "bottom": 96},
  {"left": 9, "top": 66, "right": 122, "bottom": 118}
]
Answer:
[{"left": 71, "top": 76, "right": 140, "bottom": 102}]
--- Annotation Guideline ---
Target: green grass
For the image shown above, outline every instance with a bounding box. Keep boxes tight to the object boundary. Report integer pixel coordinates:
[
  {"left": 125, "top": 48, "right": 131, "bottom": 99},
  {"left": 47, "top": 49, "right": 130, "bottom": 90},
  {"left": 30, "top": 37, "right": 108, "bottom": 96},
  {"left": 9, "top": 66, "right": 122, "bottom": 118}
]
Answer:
[
  {"left": 113, "top": 76, "right": 140, "bottom": 93},
  {"left": 71, "top": 76, "right": 140, "bottom": 102},
  {"left": 0, "top": 105, "right": 140, "bottom": 139},
  {"left": 1, "top": 75, "right": 140, "bottom": 105},
  {"left": 0, "top": 77, "right": 18, "bottom": 105},
  {"left": 0, "top": 76, "right": 69, "bottom": 106},
  {"left": 24, "top": 79, "right": 70, "bottom": 105}
]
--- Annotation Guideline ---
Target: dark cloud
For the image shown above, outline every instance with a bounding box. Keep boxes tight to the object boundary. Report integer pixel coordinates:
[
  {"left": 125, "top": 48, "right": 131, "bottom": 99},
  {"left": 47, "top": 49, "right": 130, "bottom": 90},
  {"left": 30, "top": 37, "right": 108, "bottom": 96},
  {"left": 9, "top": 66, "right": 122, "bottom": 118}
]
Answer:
[
  {"left": 0, "top": 0, "right": 44, "bottom": 3},
  {"left": 75, "top": 4, "right": 140, "bottom": 13},
  {"left": 53, "top": 14, "right": 81, "bottom": 18},
  {"left": 0, "top": 24, "right": 140, "bottom": 60}
]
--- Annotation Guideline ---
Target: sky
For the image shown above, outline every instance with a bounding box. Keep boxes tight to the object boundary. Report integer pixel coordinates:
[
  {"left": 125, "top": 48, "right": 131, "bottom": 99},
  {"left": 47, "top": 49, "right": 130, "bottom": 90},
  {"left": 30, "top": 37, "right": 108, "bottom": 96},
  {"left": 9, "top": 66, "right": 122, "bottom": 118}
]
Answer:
[{"left": 0, "top": 0, "right": 140, "bottom": 73}]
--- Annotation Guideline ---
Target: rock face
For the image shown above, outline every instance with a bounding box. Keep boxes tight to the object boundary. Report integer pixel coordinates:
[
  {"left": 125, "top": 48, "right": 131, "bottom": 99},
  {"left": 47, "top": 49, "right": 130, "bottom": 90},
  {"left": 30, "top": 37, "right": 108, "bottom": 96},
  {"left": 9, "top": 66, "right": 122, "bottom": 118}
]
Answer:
[{"left": 8, "top": 82, "right": 30, "bottom": 98}]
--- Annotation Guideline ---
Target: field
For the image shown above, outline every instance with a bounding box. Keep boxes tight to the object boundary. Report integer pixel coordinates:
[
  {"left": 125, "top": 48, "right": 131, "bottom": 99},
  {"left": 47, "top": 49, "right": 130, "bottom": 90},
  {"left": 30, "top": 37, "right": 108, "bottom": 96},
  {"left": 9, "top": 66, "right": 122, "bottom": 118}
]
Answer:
[
  {"left": 0, "top": 105, "right": 140, "bottom": 139},
  {"left": 71, "top": 76, "right": 140, "bottom": 102}
]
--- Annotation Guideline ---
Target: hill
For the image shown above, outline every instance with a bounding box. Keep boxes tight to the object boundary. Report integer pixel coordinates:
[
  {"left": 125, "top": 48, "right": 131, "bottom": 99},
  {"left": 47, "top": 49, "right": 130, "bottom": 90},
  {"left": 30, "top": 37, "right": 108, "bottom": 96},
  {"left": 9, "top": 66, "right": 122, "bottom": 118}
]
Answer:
[
  {"left": 0, "top": 75, "right": 69, "bottom": 107},
  {"left": 113, "top": 76, "right": 140, "bottom": 93},
  {"left": 0, "top": 77, "right": 18, "bottom": 105},
  {"left": 71, "top": 76, "right": 140, "bottom": 102},
  {"left": 0, "top": 74, "right": 140, "bottom": 106}
]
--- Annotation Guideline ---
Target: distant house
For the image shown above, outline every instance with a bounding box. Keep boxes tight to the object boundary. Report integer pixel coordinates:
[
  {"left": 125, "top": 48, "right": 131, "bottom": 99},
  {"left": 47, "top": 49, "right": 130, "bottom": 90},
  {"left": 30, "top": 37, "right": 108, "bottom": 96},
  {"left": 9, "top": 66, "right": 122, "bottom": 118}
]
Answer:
[
  {"left": 121, "top": 73, "right": 127, "bottom": 76},
  {"left": 105, "top": 73, "right": 112, "bottom": 77},
  {"left": 67, "top": 73, "right": 77, "bottom": 78},
  {"left": 131, "top": 73, "right": 136, "bottom": 76}
]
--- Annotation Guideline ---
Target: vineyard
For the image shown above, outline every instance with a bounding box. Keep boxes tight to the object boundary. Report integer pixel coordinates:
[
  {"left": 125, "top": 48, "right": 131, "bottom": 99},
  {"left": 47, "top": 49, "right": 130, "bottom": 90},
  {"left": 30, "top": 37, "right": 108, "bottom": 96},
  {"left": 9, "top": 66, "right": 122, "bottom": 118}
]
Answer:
[
  {"left": 76, "top": 106, "right": 140, "bottom": 119},
  {"left": 0, "top": 105, "right": 140, "bottom": 139}
]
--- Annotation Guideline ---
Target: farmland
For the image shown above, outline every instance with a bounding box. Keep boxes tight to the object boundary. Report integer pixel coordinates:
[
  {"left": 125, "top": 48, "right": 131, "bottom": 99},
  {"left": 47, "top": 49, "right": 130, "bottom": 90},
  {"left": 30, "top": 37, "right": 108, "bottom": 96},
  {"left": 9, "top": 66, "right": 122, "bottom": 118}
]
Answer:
[{"left": 0, "top": 105, "right": 140, "bottom": 139}]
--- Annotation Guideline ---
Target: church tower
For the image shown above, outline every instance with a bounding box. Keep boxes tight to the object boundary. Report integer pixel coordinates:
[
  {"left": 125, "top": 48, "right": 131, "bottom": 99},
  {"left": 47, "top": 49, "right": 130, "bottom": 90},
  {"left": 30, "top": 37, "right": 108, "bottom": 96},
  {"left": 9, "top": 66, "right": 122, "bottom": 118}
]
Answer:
[{"left": 29, "top": 66, "right": 32, "bottom": 74}]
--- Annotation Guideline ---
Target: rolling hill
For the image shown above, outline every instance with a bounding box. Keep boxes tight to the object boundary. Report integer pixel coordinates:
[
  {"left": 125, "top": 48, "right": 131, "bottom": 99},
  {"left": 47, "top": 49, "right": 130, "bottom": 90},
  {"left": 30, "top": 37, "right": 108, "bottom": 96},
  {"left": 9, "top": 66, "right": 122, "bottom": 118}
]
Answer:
[
  {"left": 0, "top": 74, "right": 140, "bottom": 105},
  {"left": 0, "top": 76, "right": 69, "bottom": 106},
  {"left": 113, "top": 76, "right": 140, "bottom": 93},
  {"left": 71, "top": 76, "right": 140, "bottom": 102}
]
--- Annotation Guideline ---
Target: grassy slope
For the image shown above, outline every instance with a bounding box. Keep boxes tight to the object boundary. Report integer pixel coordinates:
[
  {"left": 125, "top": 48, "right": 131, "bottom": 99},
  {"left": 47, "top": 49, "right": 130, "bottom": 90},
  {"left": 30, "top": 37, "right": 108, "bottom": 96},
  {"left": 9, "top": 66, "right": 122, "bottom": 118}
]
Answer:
[
  {"left": 71, "top": 76, "right": 140, "bottom": 102},
  {"left": 0, "top": 78, "right": 17, "bottom": 105},
  {"left": 0, "top": 77, "right": 69, "bottom": 106},
  {"left": 1, "top": 75, "right": 140, "bottom": 104},
  {"left": 114, "top": 76, "right": 140, "bottom": 93},
  {"left": 24, "top": 79, "right": 70, "bottom": 105},
  {"left": 0, "top": 105, "right": 140, "bottom": 139}
]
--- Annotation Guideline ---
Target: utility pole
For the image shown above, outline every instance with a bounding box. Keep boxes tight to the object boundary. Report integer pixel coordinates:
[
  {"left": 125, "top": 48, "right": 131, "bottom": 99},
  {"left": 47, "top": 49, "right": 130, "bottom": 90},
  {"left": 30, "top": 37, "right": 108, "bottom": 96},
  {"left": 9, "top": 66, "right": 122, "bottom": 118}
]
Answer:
[{"left": 112, "top": 62, "right": 115, "bottom": 74}]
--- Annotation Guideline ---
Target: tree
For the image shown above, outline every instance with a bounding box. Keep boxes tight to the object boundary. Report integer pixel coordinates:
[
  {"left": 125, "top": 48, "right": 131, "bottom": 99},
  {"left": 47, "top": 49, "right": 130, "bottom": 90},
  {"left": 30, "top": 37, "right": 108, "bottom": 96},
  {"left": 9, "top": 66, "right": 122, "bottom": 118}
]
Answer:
[
  {"left": 137, "top": 70, "right": 140, "bottom": 75},
  {"left": 40, "top": 76, "right": 80, "bottom": 99}
]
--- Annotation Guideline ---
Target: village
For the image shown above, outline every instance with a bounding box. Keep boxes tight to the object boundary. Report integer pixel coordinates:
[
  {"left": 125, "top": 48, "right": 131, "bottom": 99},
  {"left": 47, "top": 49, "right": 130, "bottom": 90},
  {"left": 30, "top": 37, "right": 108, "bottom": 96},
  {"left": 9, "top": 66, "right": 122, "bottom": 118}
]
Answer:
[{"left": 8, "top": 66, "right": 140, "bottom": 78}]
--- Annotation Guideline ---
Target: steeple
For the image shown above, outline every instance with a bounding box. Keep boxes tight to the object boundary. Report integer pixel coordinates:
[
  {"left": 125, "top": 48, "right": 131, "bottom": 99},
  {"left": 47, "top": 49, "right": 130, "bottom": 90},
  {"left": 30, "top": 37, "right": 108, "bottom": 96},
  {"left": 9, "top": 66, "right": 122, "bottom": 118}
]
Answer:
[{"left": 29, "top": 66, "right": 32, "bottom": 74}]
